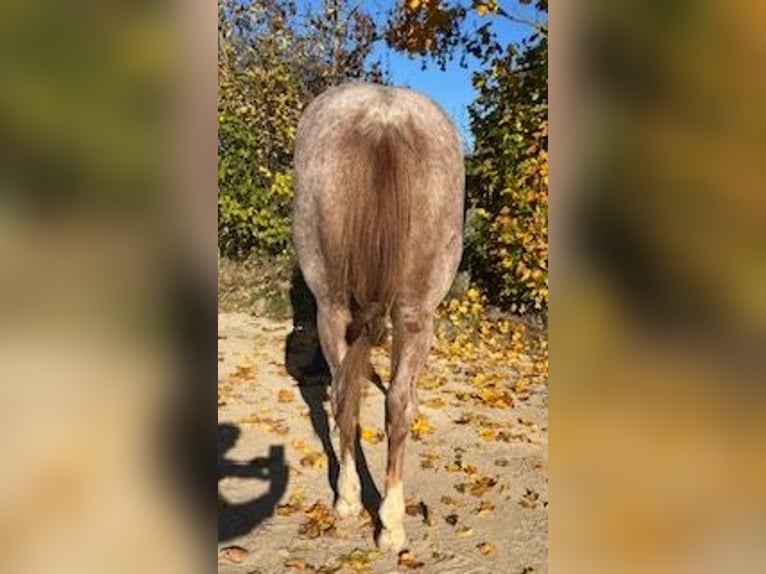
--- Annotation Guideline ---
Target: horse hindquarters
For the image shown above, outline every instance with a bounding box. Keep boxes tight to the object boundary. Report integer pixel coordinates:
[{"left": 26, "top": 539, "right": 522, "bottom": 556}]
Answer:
[{"left": 292, "top": 84, "right": 464, "bottom": 551}]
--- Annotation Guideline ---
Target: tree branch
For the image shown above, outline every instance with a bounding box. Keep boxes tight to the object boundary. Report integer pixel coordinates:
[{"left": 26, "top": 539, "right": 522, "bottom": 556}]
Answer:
[{"left": 496, "top": 7, "right": 548, "bottom": 35}]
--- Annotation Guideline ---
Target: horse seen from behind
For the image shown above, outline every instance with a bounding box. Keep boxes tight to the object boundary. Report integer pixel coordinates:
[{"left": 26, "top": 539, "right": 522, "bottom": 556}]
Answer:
[{"left": 292, "top": 83, "right": 464, "bottom": 552}]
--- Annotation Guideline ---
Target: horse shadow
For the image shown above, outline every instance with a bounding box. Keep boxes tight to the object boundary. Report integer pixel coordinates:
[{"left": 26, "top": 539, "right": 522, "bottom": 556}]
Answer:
[
  {"left": 217, "top": 423, "right": 289, "bottom": 542},
  {"left": 284, "top": 267, "right": 383, "bottom": 519}
]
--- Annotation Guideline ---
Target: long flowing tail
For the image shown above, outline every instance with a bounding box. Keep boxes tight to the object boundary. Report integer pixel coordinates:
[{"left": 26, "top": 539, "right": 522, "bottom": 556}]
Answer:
[{"left": 333, "top": 110, "right": 420, "bottom": 437}]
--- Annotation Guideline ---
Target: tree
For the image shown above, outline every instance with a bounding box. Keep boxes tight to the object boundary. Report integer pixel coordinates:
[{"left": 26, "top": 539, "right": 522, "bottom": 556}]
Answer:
[
  {"left": 217, "top": 0, "right": 385, "bottom": 258},
  {"left": 386, "top": 0, "right": 549, "bottom": 311}
]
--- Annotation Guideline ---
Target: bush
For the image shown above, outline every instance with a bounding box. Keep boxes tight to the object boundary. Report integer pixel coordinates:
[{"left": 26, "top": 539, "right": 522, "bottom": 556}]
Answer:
[
  {"left": 466, "top": 38, "right": 548, "bottom": 312},
  {"left": 217, "top": 0, "right": 383, "bottom": 259}
]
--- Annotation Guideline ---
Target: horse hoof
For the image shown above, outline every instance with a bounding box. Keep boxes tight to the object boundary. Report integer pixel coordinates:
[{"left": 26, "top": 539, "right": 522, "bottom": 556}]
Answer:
[
  {"left": 377, "top": 527, "right": 406, "bottom": 553},
  {"left": 335, "top": 498, "right": 362, "bottom": 519}
]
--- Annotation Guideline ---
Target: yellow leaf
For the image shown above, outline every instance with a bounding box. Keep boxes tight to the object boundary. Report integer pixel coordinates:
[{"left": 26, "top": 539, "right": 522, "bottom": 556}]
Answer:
[
  {"left": 219, "top": 545, "right": 249, "bottom": 563},
  {"left": 339, "top": 548, "right": 382, "bottom": 568},
  {"left": 477, "top": 542, "right": 496, "bottom": 555},
  {"left": 474, "top": 500, "right": 495, "bottom": 516},
  {"left": 284, "top": 557, "right": 311, "bottom": 569},
  {"left": 478, "top": 428, "right": 497, "bottom": 440},
  {"left": 398, "top": 550, "right": 425, "bottom": 569},
  {"left": 300, "top": 451, "right": 327, "bottom": 470},
  {"left": 360, "top": 428, "right": 385, "bottom": 444},
  {"left": 441, "top": 495, "right": 459, "bottom": 506},
  {"left": 410, "top": 416, "right": 434, "bottom": 440}
]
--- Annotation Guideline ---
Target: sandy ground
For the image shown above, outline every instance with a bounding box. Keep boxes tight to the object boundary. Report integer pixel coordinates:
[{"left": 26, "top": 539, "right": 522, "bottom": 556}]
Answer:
[{"left": 218, "top": 312, "right": 547, "bottom": 573}]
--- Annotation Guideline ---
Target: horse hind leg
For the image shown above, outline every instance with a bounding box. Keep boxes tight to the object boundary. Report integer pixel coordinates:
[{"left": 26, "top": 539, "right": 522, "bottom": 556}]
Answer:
[
  {"left": 316, "top": 302, "right": 362, "bottom": 518},
  {"left": 378, "top": 306, "right": 433, "bottom": 552}
]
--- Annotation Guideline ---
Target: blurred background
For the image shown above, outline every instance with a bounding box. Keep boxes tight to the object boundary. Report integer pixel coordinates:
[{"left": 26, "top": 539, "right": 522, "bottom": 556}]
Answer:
[
  {"left": 0, "top": 1, "right": 214, "bottom": 572},
  {"left": 1, "top": 0, "right": 764, "bottom": 572},
  {"left": 552, "top": 1, "right": 766, "bottom": 572}
]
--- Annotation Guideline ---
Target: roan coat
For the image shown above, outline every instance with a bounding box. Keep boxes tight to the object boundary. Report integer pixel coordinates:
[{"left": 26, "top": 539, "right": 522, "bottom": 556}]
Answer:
[{"left": 292, "top": 83, "right": 464, "bottom": 551}]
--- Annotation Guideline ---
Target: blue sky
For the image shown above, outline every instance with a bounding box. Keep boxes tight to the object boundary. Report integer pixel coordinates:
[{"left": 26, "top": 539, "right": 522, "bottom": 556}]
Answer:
[{"left": 364, "top": 1, "right": 545, "bottom": 150}]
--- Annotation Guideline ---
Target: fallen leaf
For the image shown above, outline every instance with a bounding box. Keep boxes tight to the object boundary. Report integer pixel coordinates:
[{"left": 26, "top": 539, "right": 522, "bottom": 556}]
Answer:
[
  {"left": 478, "top": 428, "right": 498, "bottom": 440},
  {"left": 519, "top": 488, "right": 540, "bottom": 509},
  {"left": 278, "top": 388, "right": 296, "bottom": 402},
  {"left": 419, "top": 452, "right": 440, "bottom": 470},
  {"left": 231, "top": 361, "right": 254, "bottom": 381},
  {"left": 440, "top": 495, "right": 459, "bottom": 507},
  {"left": 239, "top": 413, "right": 290, "bottom": 435},
  {"left": 299, "top": 501, "right": 337, "bottom": 539},
  {"left": 284, "top": 557, "right": 310, "bottom": 570},
  {"left": 418, "top": 374, "right": 447, "bottom": 390},
  {"left": 456, "top": 524, "right": 474, "bottom": 537},
  {"left": 405, "top": 502, "right": 421, "bottom": 517},
  {"left": 338, "top": 547, "right": 381, "bottom": 569},
  {"left": 291, "top": 438, "right": 306, "bottom": 451},
  {"left": 300, "top": 451, "right": 328, "bottom": 470},
  {"left": 422, "top": 397, "right": 446, "bottom": 409},
  {"left": 455, "top": 475, "right": 498, "bottom": 497},
  {"left": 397, "top": 550, "right": 424, "bottom": 569},
  {"left": 360, "top": 428, "right": 385, "bottom": 444},
  {"left": 276, "top": 501, "right": 302, "bottom": 516},
  {"left": 474, "top": 500, "right": 495, "bottom": 515},
  {"left": 405, "top": 500, "right": 431, "bottom": 524},
  {"left": 219, "top": 545, "right": 248, "bottom": 563},
  {"left": 360, "top": 509, "right": 374, "bottom": 528},
  {"left": 477, "top": 542, "right": 496, "bottom": 555},
  {"left": 410, "top": 416, "right": 434, "bottom": 440},
  {"left": 445, "top": 513, "right": 459, "bottom": 526}
]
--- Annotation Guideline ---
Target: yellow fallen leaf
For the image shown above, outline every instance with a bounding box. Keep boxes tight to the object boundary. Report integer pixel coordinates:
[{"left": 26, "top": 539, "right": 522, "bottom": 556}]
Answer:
[
  {"left": 339, "top": 547, "right": 382, "bottom": 569},
  {"left": 276, "top": 502, "right": 302, "bottom": 516},
  {"left": 299, "top": 501, "right": 336, "bottom": 539},
  {"left": 477, "top": 542, "right": 496, "bottom": 555},
  {"left": 300, "top": 451, "right": 327, "bottom": 470},
  {"left": 397, "top": 550, "right": 424, "bottom": 569},
  {"left": 478, "top": 428, "right": 497, "bottom": 440},
  {"left": 360, "top": 427, "right": 385, "bottom": 444},
  {"left": 520, "top": 488, "right": 540, "bottom": 509},
  {"left": 422, "top": 397, "right": 446, "bottom": 409},
  {"left": 284, "top": 557, "right": 309, "bottom": 569},
  {"left": 441, "top": 495, "right": 459, "bottom": 507},
  {"left": 219, "top": 545, "right": 248, "bottom": 563},
  {"left": 419, "top": 452, "right": 440, "bottom": 470},
  {"left": 474, "top": 500, "right": 495, "bottom": 516},
  {"left": 278, "top": 388, "right": 295, "bottom": 402},
  {"left": 410, "top": 416, "right": 434, "bottom": 440}
]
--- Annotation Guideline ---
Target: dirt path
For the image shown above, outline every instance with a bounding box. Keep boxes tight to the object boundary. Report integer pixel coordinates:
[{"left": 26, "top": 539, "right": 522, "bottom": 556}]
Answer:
[{"left": 218, "top": 311, "right": 547, "bottom": 573}]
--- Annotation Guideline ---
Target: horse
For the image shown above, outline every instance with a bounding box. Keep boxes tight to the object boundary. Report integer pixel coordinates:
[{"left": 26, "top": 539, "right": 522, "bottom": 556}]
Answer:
[{"left": 292, "top": 83, "right": 464, "bottom": 552}]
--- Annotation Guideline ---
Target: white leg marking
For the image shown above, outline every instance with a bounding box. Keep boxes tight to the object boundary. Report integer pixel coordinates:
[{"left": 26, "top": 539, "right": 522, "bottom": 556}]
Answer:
[
  {"left": 377, "top": 483, "right": 407, "bottom": 552},
  {"left": 335, "top": 451, "right": 362, "bottom": 518}
]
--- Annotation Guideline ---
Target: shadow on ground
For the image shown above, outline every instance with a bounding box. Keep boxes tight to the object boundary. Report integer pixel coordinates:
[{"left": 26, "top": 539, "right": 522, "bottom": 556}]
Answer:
[
  {"left": 217, "top": 424, "right": 289, "bottom": 542},
  {"left": 284, "top": 267, "right": 383, "bottom": 518}
]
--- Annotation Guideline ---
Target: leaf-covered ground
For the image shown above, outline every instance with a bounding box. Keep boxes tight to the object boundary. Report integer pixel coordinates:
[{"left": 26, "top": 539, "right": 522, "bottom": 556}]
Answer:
[{"left": 218, "top": 291, "right": 548, "bottom": 573}]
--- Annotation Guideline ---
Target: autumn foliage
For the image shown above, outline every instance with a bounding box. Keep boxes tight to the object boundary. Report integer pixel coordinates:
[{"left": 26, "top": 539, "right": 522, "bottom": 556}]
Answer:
[
  {"left": 388, "top": 0, "right": 549, "bottom": 311},
  {"left": 467, "top": 36, "right": 548, "bottom": 312},
  {"left": 217, "top": 0, "right": 381, "bottom": 258},
  {"left": 218, "top": 0, "right": 548, "bottom": 314}
]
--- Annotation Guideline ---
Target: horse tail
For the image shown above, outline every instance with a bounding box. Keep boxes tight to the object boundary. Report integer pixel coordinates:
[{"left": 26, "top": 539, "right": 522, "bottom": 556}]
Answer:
[{"left": 334, "top": 107, "right": 421, "bottom": 437}]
